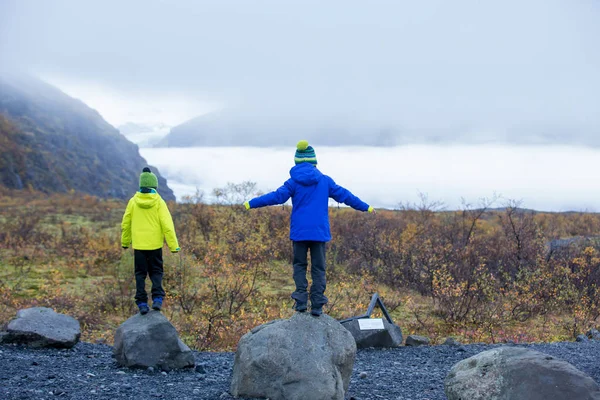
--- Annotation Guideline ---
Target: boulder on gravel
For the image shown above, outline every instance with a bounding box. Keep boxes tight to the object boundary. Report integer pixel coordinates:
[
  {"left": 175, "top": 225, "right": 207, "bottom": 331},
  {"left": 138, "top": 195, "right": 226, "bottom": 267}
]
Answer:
[
  {"left": 443, "top": 337, "right": 461, "bottom": 346},
  {"left": 3, "top": 307, "right": 80, "bottom": 348},
  {"left": 113, "top": 311, "right": 195, "bottom": 370},
  {"left": 577, "top": 334, "right": 589, "bottom": 342},
  {"left": 230, "top": 312, "right": 356, "bottom": 400},
  {"left": 340, "top": 318, "right": 403, "bottom": 348},
  {"left": 445, "top": 346, "right": 600, "bottom": 400},
  {"left": 405, "top": 335, "right": 430, "bottom": 346},
  {"left": 587, "top": 328, "right": 600, "bottom": 340}
]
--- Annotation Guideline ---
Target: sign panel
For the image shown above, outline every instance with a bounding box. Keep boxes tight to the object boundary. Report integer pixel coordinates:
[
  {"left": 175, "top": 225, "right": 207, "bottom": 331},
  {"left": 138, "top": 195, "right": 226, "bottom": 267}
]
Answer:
[{"left": 358, "top": 318, "right": 385, "bottom": 330}]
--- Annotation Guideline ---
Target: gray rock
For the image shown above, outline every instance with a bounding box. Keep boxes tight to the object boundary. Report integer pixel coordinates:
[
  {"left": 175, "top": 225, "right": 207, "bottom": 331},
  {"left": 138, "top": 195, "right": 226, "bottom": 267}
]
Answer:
[
  {"left": 405, "top": 335, "right": 430, "bottom": 346},
  {"left": 577, "top": 334, "right": 589, "bottom": 342},
  {"left": 113, "top": 311, "right": 195, "bottom": 370},
  {"left": 3, "top": 307, "right": 80, "bottom": 348},
  {"left": 341, "top": 318, "right": 403, "bottom": 348},
  {"left": 445, "top": 346, "right": 600, "bottom": 400},
  {"left": 230, "top": 312, "right": 356, "bottom": 400},
  {"left": 195, "top": 364, "right": 206, "bottom": 374},
  {"left": 587, "top": 328, "right": 600, "bottom": 340},
  {"left": 443, "top": 337, "right": 461, "bottom": 346}
]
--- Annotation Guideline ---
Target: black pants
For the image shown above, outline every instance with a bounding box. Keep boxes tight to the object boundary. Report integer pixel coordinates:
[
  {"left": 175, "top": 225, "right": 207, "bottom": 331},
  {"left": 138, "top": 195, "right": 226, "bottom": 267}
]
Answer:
[
  {"left": 134, "top": 249, "right": 165, "bottom": 304},
  {"left": 291, "top": 241, "right": 328, "bottom": 308}
]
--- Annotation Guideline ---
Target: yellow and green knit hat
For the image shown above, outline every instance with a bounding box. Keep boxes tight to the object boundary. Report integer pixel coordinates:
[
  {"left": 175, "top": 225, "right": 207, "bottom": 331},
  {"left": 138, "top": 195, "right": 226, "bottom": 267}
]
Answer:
[
  {"left": 139, "top": 167, "right": 158, "bottom": 189},
  {"left": 294, "top": 140, "right": 317, "bottom": 165}
]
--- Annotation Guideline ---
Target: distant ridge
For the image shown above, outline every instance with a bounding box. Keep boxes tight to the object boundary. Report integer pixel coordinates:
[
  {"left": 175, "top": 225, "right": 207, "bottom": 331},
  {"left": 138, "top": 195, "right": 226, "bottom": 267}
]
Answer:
[
  {"left": 0, "top": 73, "right": 175, "bottom": 200},
  {"left": 157, "top": 110, "right": 400, "bottom": 148}
]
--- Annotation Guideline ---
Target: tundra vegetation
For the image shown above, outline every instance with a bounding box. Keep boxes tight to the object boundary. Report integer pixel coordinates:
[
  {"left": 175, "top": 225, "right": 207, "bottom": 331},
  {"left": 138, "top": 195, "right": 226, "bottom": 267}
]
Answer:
[{"left": 1, "top": 183, "right": 600, "bottom": 351}]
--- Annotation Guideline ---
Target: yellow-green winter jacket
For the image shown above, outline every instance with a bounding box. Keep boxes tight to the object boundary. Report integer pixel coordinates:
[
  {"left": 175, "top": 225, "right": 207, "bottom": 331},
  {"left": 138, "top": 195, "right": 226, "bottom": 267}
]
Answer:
[{"left": 121, "top": 192, "right": 179, "bottom": 251}]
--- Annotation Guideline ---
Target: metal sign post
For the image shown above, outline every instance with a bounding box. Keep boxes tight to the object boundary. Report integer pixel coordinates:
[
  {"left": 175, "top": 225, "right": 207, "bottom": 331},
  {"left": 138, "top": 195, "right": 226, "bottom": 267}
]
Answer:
[{"left": 338, "top": 293, "right": 395, "bottom": 324}]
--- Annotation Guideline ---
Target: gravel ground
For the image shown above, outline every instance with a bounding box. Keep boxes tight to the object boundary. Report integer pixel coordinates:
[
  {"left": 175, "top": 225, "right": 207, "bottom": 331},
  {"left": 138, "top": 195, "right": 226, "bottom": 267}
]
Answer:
[{"left": 2, "top": 340, "right": 600, "bottom": 400}]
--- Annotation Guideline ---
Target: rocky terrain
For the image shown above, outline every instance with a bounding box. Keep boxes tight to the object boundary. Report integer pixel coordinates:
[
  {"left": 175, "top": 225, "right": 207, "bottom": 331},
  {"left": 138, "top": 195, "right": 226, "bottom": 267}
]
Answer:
[{"left": 2, "top": 340, "right": 600, "bottom": 400}]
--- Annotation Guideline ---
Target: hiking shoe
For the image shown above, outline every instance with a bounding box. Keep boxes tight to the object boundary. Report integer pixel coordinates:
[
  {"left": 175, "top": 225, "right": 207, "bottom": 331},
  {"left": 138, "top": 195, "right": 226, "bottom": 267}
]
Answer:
[
  {"left": 137, "top": 302, "right": 150, "bottom": 315},
  {"left": 311, "top": 307, "right": 323, "bottom": 317},
  {"left": 152, "top": 297, "right": 163, "bottom": 311},
  {"left": 293, "top": 301, "right": 307, "bottom": 313}
]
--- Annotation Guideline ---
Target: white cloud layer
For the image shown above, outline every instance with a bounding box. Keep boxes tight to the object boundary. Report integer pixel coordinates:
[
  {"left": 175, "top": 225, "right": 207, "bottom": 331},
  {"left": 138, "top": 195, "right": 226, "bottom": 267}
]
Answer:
[{"left": 140, "top": 145, "right": 600, "bottom": 212}]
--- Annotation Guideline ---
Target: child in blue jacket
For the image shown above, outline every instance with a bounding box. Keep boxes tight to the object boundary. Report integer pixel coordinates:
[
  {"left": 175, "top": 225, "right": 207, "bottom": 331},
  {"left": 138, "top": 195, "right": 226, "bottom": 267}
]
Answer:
[{"left": 244, "top": 140, "right": 374, "bottom": 316}]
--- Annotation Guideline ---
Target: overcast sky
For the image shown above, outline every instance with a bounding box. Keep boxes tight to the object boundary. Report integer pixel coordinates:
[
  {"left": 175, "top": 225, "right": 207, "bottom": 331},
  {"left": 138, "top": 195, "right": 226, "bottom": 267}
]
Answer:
[{"left": 1, "top": 0, "right": 599, "bottom": 144}]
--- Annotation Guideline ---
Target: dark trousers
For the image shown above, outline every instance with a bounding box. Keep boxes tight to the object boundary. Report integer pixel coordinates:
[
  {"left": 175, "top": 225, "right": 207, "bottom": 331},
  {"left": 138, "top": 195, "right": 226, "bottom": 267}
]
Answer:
[
  {"left": 291, "top": 241, "right": 328, "bottom": 308},
  {"left": 134, "top": 249, "right": 165, "bottom": 304}
]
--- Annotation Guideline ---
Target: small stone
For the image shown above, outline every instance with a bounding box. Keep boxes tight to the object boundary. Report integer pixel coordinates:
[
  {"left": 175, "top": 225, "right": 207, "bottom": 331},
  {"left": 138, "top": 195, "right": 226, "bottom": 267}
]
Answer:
[
  {"left": 586, "top": 328, "right": 600, "bottom": 340},
  {"left": 148, "top": 367, "right": 155, "bottom": 373},
  {"left": 220, "top": 392, "right": 229, "bottom": 399},
  {"left": 116, "top": 371, "right": 126, "bottom": 375},
  {"left": 90, "top": 390, "right": 97, "bottom": 394},
  {"left": 86, "top": 372, "right": 96, "bottom": 377},
  {"left": 443, "top": 337, "right": 460, "bottom": 346},
  {"left": 195, "top": 364, "right": 206, "bottom": 374},
  {"left": 87, "top": 355, "right": 95, "bottom": 358},
  {"left": 405, "top": 335, "right": 430, "bottom": 346},
  {"left": 161, "top": 371, "right": 168, "bottom": 376},
  {"left": 193, "top": 389, "right": 200, "bottom": 395},
  {"left": 359, "top": 371, "right": 368, "bottom": 379},
  {"left": 576, "top": 334, "right": 588, "bottom": 342},
  {"left": 457, "top": 346, "right": 467, "bottom": 352}
]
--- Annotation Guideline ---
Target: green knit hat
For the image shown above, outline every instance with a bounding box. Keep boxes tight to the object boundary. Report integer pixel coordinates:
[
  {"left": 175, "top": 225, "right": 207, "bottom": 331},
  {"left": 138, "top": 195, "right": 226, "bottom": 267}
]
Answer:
[
  {"left": 294, "top": 140, "right": 317, "bottom": 165},
  {"left": 139, "top": 167, "right": 158, "bottom": 189}
]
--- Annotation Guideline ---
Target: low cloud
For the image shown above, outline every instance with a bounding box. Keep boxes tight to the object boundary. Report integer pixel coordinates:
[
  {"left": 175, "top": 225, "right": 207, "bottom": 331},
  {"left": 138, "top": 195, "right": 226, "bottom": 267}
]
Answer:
[{"left": 141, "top": 144, "right": 600, "bottom": 211}]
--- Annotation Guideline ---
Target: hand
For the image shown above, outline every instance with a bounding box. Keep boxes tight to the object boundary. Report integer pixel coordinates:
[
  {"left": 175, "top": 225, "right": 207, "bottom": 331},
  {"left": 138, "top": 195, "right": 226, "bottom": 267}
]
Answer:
[
  {"left": 368, "top": 206, "right": 376, "bottom": 214},
  {"left": 243, "top": 201, "right": 250, "bottom": 210},
  {"left": 171, "top": 247, "right": 181, "bottom": 253}
]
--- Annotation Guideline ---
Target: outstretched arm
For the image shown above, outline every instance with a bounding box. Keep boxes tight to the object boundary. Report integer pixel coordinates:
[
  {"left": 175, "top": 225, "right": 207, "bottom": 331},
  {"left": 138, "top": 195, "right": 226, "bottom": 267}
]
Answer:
[
  {"left": 328, "top": 177, "right": 371, "bottom": 212},
  {"left": 248, "top": 181, "right": 293, "bottom": 209}
]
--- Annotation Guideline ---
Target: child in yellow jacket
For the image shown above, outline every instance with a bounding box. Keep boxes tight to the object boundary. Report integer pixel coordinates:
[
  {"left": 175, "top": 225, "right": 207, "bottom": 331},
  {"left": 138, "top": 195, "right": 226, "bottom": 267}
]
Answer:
[{"left": 121, "top": 167, "right": 180, "bottom": 314}]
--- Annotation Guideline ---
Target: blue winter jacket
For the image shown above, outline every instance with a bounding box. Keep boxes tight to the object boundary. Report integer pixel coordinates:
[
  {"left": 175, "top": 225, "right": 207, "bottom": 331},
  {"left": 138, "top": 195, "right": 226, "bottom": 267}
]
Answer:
[{"left": 248, "top": 163, "right": 370, "bottom": 242}]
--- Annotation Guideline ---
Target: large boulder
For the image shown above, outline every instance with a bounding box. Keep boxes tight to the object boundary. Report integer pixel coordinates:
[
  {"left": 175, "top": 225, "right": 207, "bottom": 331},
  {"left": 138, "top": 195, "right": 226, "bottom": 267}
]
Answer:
[
  {"left": 113, "top": 311, "right": 195, "bottom": 370},
  {"left": 3, "top": 307, "right": 80, "bottom": 348},
  {"left": 230, "top": 313, "right": 356, "bottom": 400},
  {"left": 341, "top": 318, "right": 403, "bottom": 348},
  {"left": 445, "top": 346, "right": 600, "bottom": 400}
]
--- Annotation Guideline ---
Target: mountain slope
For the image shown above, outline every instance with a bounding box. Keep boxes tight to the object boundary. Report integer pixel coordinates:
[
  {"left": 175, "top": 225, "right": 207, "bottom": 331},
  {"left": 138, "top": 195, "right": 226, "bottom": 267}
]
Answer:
[{"left": 0, "top": 73, "right": 175, "bottom": 200}]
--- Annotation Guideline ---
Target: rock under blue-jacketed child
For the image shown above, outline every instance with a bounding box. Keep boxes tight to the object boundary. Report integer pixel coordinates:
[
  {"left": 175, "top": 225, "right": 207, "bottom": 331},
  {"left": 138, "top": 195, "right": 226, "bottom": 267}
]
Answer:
[{"left": 244, "top": 140, "right": 374, "bottom": 316}]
